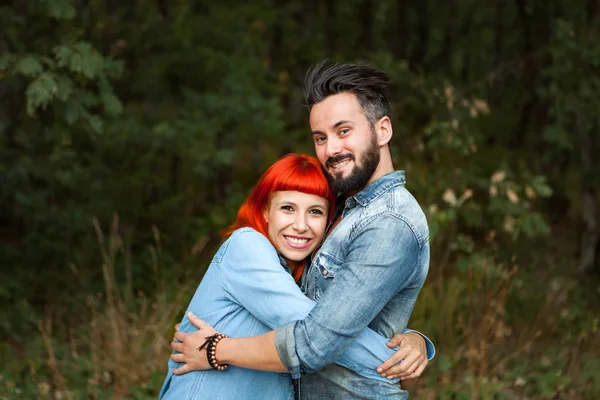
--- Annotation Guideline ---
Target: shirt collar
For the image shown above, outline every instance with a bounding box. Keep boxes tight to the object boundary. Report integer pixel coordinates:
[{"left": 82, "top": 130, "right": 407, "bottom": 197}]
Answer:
[
  {"left": 347, "top": 170, "right": 406, "bottom": 208},
  {"left": 277, "top": 253, "right": 291, "bottom": 273}
]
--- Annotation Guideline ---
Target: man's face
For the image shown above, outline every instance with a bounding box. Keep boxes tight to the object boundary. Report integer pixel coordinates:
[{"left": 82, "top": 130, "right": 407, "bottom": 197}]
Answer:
[{"left": 310, "top": 92, "right": 381, "bottom": 194}]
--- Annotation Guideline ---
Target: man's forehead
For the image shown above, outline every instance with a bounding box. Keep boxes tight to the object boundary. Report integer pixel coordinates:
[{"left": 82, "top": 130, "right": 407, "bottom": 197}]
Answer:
[{"left": 309, "top": 93, "right": 364, "bottom": 129}]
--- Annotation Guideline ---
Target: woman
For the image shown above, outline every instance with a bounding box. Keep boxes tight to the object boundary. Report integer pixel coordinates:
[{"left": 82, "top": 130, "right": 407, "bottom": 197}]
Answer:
[{"left": 159, "top": 154, "right": 426, "bottom": 399}]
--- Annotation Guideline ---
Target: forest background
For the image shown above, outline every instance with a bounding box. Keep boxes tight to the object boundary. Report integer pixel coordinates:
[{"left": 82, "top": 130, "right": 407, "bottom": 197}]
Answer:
[{"left": 1, "top": 1, "right": 599, "bottom": 399}]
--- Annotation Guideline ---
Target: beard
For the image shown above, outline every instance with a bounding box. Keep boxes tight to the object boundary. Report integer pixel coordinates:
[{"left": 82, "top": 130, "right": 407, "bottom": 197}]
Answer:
[{"left": 324, "top": 134, "right": 380, "bottom": 194}]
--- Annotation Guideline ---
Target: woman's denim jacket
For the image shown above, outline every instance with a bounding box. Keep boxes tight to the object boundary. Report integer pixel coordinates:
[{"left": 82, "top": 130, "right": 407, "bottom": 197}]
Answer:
[{"left": 159, "top": 225, "right": 433, "bottom": 399}]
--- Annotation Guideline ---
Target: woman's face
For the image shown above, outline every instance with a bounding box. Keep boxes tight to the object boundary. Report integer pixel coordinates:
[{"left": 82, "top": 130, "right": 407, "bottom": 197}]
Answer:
[{"left": 264, "top": 190, "right": 329, "bottom": 271}]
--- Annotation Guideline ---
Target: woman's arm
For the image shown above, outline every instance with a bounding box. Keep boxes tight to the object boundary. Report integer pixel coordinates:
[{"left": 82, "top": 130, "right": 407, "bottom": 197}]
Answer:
[{"left": 171, "top": 229, "right": 429, "bottom": 380}]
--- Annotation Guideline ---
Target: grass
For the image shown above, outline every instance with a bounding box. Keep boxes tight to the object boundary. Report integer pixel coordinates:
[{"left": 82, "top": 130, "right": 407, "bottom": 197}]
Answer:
[{"left": 1, "top": 217, "right": 599, "bottom": 399}]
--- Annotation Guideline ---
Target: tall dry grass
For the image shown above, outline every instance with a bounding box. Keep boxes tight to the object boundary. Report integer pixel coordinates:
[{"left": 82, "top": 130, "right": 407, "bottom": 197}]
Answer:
[
  {"left": 36, "top": 215, "right": 205, "bottom": 399},
  {"left": 410, "top": 250, "right": 599, "bottom": 400}
]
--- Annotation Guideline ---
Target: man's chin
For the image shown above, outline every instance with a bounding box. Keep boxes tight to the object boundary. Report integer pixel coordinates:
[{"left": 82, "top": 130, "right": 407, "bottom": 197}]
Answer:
[{"left": 328, "top": 167, "right": 353, "bottom": 180}]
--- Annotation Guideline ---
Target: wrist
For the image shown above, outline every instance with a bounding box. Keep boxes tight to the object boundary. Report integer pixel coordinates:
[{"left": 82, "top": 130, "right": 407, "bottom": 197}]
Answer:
[
  {"left": 202, "top": 333, "right": 229, "bottom": 371},
  {"left": 215, "top": 337, "right": 234, "bottom": 365}
]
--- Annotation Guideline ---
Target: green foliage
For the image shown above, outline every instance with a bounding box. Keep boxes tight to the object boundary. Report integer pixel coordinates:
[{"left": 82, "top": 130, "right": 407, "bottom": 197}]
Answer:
[
  {"left": 1, "top": 0, "right": 599, "bottom": 398},
  {"left": 42, "top": 0, "right": 77, "bottom": 20}
]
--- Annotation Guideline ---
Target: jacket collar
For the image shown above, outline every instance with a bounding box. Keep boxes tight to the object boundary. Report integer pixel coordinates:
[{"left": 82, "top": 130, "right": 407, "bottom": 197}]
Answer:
[{"left": 348, "top": 170, "right": 406, "bottom": 208}]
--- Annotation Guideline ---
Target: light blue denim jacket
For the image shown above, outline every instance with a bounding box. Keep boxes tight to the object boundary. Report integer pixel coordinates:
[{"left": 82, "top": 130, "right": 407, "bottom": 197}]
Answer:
[
  {"left": 159, "top": 226, "right": 431, "bottom": 400},
  {"left": 275, "top": 171, "right": 434, "bottom": 399}
]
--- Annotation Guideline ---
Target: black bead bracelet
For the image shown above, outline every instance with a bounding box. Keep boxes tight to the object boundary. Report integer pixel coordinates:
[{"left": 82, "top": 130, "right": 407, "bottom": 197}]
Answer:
[{"left": 198, "top": 333, "right": 229, "bottom": 371}]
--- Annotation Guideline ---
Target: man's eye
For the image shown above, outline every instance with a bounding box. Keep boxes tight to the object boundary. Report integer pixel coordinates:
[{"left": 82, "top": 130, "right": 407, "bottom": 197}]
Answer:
[
  {"left": 339, "top": 128, "right": 350, "bottom": 136},
  {"left": 315, "top": 136, "right": 326, "bottom": 143}
]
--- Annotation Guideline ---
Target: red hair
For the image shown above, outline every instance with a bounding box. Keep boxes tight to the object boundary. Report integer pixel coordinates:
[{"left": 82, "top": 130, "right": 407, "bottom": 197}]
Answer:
[{"left": 223, "top": 154, "right": 336, "bottom": 281}]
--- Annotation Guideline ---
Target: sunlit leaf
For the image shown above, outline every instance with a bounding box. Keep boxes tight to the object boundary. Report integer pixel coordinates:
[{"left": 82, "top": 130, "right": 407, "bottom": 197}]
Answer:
[
  {"left": 443, "top": 188, "right": 457, "bottom": 206},
  {"left": 44, "top": 0, "right": 76, "bottom": 20},
  {"left": 506, "top": 189, "right": 519, "bottom": 204},
  {"left": 15, "top": 56, "right": 43, "bottom": 77},
  {"left": 491, "top": 170, "right": 506, "bottom": 184},
  {"left": 25, "top": 72, "right": 58, "bottom": 115}
]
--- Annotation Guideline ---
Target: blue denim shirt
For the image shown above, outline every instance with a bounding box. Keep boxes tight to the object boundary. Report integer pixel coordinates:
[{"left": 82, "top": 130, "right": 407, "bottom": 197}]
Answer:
[
  {"left": 159, "top": 227, "right": 429, "bottom": 400},
  {"left": 275, "top": 171, "right": 434, "bottom": 399}
]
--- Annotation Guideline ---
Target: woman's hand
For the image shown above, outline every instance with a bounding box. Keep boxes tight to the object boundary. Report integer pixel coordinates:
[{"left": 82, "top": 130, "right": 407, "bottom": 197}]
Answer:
[
  {"left": 376, "top": 332, "right": 428, "bottom": 380},
  {"left": 170, "top": 312, "right": 219, "bottom": 375}
]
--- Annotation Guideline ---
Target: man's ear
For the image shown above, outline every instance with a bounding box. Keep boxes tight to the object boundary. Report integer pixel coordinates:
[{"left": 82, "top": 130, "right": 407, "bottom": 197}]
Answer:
[{"left": 376, "top": 116, "right": 393, "bottom": 146}]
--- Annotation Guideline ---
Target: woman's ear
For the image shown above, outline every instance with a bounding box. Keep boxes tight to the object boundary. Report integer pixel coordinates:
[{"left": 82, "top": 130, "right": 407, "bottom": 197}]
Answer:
[{"left": 263, "top": 206, "right": 269, "bottom": 223}]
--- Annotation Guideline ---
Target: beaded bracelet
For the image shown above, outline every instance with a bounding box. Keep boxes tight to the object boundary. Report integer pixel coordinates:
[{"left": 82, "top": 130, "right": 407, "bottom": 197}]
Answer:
[{"left": 198, "top": 333, "right": 229, "bottom": 371}]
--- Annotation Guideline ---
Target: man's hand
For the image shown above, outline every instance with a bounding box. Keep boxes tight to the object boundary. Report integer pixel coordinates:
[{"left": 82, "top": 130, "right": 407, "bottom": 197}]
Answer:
[
  {"left": 376, "top": 332, "right": 428, "bottom": 380},
  {"left": 170, "top": 312, "right": 218, "bottom": 375}
]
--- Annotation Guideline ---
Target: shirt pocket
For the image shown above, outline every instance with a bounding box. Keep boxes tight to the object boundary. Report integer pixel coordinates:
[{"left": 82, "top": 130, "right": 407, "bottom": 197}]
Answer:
[{"left": 312, "top": 251, "right": 343, "bottom": 300}]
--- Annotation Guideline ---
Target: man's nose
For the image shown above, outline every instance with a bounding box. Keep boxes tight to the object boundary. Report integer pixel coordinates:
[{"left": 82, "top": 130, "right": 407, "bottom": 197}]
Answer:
[{"left": 325, "top": 136, "right": 342, "bottom": 158}]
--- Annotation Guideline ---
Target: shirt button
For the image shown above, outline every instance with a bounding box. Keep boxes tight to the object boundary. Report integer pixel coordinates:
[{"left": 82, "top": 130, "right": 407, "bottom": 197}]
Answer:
[{"left": 322, "top": 268, "right": 328, "bottom": 275}]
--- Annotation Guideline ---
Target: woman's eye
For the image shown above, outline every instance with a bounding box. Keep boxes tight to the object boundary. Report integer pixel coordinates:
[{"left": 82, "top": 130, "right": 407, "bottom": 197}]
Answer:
[
  {"left": 281, "top": 205, "right": 294, "bottom": 212},
  {"left": 309, "top": 209, "right": 324, "bottom": 215}
]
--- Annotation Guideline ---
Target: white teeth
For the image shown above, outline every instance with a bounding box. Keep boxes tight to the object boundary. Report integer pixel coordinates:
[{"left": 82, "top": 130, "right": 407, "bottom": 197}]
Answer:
[
  {"left": 332, "top": 160, "right": 350, "bottom": 169},
  {"left": 285, "top": 236, "right": 309, "bottom": 245}
]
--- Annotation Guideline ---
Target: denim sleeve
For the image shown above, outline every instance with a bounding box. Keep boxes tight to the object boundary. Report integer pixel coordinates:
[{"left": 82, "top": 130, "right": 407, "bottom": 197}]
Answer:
[
  {"left": 220, "top": 229, "right": 422, "bottom": 381},
  {"left": 219, "top": 229, "right": 314, "bottom": 328},
  {"left": 276, "top": 215, "right": 426, "bottom": 373}
]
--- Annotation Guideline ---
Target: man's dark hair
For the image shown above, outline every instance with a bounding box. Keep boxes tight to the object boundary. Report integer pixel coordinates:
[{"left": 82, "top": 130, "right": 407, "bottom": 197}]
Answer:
[{"left": 304, "top": 60, "right": 392, "bottom": 126}]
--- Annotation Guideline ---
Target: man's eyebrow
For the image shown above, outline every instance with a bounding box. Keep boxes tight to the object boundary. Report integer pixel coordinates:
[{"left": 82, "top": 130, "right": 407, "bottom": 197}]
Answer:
[
  {"left": 332, "top": 120, "right": 352, "bottom": 129},
  {"left": 311, "top": 120, "right": 353, "bottom": 136}
]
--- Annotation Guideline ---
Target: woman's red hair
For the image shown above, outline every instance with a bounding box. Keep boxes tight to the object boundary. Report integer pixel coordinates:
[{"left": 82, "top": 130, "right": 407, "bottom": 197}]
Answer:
[{"left": 223, "top": 153, "right": 335, "bottom": 281}]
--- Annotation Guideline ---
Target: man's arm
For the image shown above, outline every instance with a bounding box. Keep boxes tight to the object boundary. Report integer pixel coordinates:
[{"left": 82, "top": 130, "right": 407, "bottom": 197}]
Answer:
[
  {"left": 172, "top": 216, "right": 429, "bottom": 378},
  {"left": 173, "top": 314, "right": 429, "bottom": 379},
  {"left": 275, "top": 215, "right": 424, "bottom": 374},
  {"left": 171, "top": 228, "right": 429, "bottom": 380}
]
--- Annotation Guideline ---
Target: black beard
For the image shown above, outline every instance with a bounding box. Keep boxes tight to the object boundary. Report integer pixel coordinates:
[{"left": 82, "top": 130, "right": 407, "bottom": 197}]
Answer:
[{"left": 324, "top": 137, "right": 380, "bottom": 194}]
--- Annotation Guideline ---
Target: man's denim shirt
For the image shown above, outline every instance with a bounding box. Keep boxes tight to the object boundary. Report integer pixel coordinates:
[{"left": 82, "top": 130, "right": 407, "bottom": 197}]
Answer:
[
  {"left": 275, "top": 171, "right": 434, "bottom": 399},
  {"left": 159, "top": 227, "right": 428, "bottom": 400}
]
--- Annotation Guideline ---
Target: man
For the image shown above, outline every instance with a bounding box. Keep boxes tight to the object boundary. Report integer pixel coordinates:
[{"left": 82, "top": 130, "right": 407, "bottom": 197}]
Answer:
[{"left": 171, "top": 60, "right": 434, "bottom": 399}]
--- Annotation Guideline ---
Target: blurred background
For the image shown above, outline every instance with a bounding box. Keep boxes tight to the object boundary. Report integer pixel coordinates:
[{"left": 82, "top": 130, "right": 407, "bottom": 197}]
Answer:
[{"left": 1, "top": 1, "right": 599, "bottom": 399}]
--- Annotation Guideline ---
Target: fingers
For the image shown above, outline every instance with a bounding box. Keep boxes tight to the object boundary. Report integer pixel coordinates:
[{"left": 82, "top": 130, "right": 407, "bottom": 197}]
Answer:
[
  {"left": 170, "top": 353, "right": 185, "bottom": 363},
  {"left": 174, "top": 323, "right": 181, "bottom": 331},
  {"left": 393, "top": 355, "right": 427, "bottom": 380},
  {"left": 174, "top": 331, "right": 188, "bottom": 342},
  {"left": 388, "top": 351, "right": 420, "bottom": 375},
  {"left": 171, "top": 341, "right": 184, "bottom": 353},
  {"left": 377, "top": 346, "right": 410, "bottom": 374},
  {"left": 386, "top": 358, "right": 420, "bottom": 379},
  {"left": 378, "top": 339, "right": 429, "bottom": 380},
  {"left": 386, "top": 333, "right": 405, "bottom": 348},
  {"left": 401, "top": 361, "right": 427, "bottom": 380},
  {"left": 187, "top": 312, "right": 207, "bottom": 328},
  {"left": 172, "top": 365, "right": 192, "bottom": 376}
]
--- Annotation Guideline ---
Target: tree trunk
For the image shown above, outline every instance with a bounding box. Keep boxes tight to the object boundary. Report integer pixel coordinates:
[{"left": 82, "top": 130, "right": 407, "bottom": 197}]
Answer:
[
  {"left": 410, "top": 0, "right": 430, "bottom": 68},
  {"left": 323, "top": 0, "right": 334, "bottom": 53},
  {"left": 389, "top": 1, "right": 409, "bottom": 60},
  {"left": 493, "top": 0, "right": 505, "bottom": 66},
  {"left": 578, "top": 188, "right": 598, "bottom": 276},
  {"left": 357, "top": 0, "right": 375, "bottom": 55}
]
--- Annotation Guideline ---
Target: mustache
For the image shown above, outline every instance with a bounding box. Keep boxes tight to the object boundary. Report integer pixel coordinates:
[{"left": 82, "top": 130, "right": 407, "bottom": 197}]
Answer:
[{"left": 325, "top": 154, "right": 355, "bottom": 168}]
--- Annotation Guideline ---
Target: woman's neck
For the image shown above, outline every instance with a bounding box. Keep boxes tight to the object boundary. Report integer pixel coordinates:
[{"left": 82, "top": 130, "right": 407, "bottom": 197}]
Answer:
[
  {"left": 282, "top": 257, "right": 305, "bottom": 283},
  {"left": 283, "top": 257, "right": 299, "bottom": 273}
]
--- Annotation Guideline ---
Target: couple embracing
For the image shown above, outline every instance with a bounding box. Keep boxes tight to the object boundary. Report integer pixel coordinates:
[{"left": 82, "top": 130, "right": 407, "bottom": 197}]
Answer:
[{"left": 159, "top": 60, "right": 435, "bottom": 400}]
